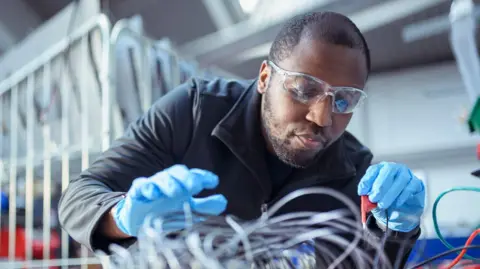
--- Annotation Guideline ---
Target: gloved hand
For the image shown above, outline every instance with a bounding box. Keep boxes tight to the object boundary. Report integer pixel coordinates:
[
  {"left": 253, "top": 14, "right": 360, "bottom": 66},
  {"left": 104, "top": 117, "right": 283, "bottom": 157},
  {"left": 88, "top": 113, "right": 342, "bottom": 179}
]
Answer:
[
  {"left": 357, "top": 162, "right": 425, "bottom": 233},
  {"left": 113, "top": 164, "right": 228, "bottom": 237}
]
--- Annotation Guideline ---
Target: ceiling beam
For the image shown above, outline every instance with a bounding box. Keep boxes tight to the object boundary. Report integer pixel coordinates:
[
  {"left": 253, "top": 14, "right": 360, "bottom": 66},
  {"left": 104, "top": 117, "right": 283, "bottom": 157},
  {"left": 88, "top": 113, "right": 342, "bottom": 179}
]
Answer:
[
  {"left": 0, "top": 0, "right": 42, "bottom": 52},
  {"left": 178, "top": 0, "right": 400, "bottom": 65},
  {"left": 178, "top": 0, "right": 341, "bottom": 59},
  {"left": 200, "top": 0, "right": 235, "bottom": 30},
  {"left": 0, "top": 22, "right": 16, "bottom": 51},
  {"left": 229, "top": 0, "right": 449, "bottom": 65},
  {"left": 402, "top": 1, "right": 480, "bottom": 43}
]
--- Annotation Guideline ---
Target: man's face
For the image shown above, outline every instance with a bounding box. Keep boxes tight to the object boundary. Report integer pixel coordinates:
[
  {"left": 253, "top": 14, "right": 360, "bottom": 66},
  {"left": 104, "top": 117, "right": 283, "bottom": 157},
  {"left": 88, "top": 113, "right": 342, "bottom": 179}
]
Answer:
[{"left": 258, "top": 39, "right": 368, "bottom": 168}]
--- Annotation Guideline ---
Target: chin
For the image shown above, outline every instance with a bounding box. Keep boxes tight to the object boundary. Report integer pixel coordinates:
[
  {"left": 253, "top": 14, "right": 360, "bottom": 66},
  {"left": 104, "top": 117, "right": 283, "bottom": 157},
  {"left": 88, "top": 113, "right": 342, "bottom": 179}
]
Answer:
[{"left": 277, "top": 149, "right": 318, "bottom": 169}]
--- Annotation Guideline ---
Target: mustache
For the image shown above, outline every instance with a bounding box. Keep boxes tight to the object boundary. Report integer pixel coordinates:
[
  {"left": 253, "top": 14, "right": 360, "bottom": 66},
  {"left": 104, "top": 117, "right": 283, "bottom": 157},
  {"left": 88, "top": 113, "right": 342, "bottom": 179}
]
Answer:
[
  {"left": 288, "top": 127, "right": 331, "bottom": 140},
  {"left": 292, "top": 125, "right": 324, "bottom": 136}
]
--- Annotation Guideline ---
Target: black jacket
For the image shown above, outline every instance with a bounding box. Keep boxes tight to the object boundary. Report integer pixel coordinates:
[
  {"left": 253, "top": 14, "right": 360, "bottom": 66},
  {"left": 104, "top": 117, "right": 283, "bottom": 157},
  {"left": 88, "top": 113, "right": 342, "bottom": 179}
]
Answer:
[{"left": 58, "top": 77, "right": 420, "bottom": 267}]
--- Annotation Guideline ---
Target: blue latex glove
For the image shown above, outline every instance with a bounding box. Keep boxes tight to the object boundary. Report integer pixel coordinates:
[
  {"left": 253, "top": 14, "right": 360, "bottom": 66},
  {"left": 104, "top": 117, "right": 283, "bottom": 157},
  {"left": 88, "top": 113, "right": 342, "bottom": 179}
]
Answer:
[
  {"left": 357, "top": 162, "right": 425, "bottom": 233},
  {"left": 113, "top": 164, "right": 228, "bottom": 237}
]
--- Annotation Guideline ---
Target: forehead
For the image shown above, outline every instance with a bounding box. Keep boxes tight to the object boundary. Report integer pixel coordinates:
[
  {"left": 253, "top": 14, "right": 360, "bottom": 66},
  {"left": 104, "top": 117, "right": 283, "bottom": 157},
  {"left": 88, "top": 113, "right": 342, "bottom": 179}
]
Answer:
[{"left": 277, "top": 39, "right": 368, "bottom": 88}]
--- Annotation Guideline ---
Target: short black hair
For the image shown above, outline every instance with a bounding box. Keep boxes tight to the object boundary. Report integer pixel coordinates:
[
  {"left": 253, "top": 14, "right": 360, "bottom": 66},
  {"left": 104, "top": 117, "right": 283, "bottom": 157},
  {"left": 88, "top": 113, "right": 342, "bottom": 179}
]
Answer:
[{"left": 268, "top": 11, "right": 371, "bottom": 72}]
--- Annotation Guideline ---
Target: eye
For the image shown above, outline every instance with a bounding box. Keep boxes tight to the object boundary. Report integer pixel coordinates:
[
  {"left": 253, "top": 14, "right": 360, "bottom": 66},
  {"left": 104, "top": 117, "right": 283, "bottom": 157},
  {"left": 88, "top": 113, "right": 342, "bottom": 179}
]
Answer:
[
  {"left": 334, "top": 89, "right": 363, "bottom": 113},
  {"left": 334, "top": 99, "right": 350, "bottom": 113},
  {"left": 292, "top": 77, "right": 320, "bottom": 97}
]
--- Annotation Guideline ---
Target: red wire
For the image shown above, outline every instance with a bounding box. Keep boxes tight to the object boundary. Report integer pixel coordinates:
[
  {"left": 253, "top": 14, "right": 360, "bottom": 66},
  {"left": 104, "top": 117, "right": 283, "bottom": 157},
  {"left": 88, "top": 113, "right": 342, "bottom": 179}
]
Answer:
[{"left": 445, "top": 228, "right": 480, "bottom": 269}]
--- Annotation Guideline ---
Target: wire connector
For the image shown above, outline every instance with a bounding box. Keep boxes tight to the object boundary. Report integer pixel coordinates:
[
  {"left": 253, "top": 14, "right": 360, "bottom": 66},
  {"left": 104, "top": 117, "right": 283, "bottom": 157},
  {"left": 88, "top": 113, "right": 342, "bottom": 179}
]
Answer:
[{"left": 361, "top": 195, "right": 377, "bottom": 228}]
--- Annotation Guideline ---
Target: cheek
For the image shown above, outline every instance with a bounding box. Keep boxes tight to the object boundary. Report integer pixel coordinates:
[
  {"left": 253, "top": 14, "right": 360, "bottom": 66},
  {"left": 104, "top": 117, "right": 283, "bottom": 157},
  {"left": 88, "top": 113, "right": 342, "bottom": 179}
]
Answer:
[
  {"left": 272, "top": 92, "right": 308, "bottom": 123},
  {"left": 332, "top": 114, "right": 352, "bottom": 134}
]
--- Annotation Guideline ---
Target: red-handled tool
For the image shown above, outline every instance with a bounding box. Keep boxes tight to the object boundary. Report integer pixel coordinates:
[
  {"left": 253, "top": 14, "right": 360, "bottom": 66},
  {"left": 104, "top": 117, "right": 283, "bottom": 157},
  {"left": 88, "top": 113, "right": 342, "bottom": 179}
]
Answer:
[{"left": 361, "top": 195, "right": 377, "bottom": 229}]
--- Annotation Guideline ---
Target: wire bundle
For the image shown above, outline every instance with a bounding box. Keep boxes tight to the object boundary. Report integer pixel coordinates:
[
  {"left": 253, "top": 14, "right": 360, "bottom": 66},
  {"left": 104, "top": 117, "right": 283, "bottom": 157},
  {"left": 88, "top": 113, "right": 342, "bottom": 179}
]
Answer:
[{"left": 102, "top": 187, "right": 393, "bottom": 269}]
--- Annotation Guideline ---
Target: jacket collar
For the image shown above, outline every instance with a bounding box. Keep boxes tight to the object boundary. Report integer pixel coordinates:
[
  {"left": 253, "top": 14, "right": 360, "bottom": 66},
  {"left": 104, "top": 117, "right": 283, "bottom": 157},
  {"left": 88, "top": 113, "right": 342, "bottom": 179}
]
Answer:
[
  {"left": 211, "top": 80, "right": 271, "bottom": 195},
  {"left": 211, "top": 79, "right": 357, "bottom": 194}
]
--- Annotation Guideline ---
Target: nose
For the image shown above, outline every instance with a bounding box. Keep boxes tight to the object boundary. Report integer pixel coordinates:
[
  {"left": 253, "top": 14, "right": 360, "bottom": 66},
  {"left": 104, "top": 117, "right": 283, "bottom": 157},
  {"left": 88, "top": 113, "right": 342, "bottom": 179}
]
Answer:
[{"left": 305, "top": 94, "right": 333, "bottom": 127}]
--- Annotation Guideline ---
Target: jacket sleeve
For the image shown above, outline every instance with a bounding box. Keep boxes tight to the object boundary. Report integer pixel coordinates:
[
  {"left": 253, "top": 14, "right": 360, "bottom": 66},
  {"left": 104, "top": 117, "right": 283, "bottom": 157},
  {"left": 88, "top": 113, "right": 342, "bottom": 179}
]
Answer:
[
  {"left": 365, "top": 214, "right": 420, "bottom": 268},
  {"left": 58, "top": 83, "right": 196, "bottom": 253}
]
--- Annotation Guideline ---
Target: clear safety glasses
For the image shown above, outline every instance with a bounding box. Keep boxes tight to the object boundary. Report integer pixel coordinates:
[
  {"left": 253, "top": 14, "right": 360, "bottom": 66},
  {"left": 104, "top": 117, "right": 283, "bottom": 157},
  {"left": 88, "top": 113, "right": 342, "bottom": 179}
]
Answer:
[{"left": 268, "top": 61, "right": 367, "bottom": 114}]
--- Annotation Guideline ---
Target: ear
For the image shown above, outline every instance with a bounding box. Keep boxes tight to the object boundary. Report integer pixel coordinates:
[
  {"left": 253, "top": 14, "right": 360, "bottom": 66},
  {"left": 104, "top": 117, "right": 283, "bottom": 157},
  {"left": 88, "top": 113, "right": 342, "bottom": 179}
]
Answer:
[{"left": 257, "top": 60, "right": 271, "bottom": 94}]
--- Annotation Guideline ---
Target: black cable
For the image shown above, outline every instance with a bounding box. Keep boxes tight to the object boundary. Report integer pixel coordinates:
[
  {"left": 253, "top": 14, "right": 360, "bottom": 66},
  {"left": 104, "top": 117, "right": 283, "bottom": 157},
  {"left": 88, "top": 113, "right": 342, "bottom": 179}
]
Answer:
[
  {"left": 403, "top": 230, "right": 428, "bottom": 268},
  {"left": 393, "top": 230, "right": 412, "bottom": 269},
  {"left": 407, "top": 245, "right": 480, "bottom": 269},
  {"left": 374, "top": 209, "right": 389, "bottom": 269}
]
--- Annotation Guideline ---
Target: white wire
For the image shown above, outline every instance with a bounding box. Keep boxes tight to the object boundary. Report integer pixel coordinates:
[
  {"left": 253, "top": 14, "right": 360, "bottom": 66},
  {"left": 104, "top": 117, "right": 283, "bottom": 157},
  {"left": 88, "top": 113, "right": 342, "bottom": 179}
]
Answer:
[
  {"left": 102, "top": 187, "right": 394, "bottom": 269},
  {"left": 267, "top": 187, "right": 364, "bottom": 269}
]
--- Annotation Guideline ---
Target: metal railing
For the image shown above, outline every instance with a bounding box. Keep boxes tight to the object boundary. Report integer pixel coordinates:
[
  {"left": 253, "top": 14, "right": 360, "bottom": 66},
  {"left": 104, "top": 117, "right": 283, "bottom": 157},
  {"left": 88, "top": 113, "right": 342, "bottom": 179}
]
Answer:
[
  {"left": 0, "top": 13, "right": 111, "bottom": 269},
  {"left": 0, "top": 12, "right": 236, "bottom": 269}
]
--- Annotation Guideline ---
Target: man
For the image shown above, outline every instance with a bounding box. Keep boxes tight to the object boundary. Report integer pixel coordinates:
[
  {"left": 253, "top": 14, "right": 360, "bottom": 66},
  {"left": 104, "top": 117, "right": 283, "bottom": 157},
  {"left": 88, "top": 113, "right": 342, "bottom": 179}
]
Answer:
[{"left": 59, "top": 11, "right": 425, "bottom": 267}]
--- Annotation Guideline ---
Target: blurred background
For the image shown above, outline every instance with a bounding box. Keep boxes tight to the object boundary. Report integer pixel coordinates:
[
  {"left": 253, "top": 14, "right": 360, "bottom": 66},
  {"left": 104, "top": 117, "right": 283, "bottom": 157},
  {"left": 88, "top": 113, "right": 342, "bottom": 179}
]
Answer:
[{"left": 0, "top": 0, "right": 479, "bottom": 268}]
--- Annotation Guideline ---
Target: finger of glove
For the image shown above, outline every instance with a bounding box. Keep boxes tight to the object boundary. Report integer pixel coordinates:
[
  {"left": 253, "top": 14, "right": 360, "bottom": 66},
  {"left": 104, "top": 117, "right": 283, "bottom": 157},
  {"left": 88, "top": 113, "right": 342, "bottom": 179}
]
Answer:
[
  {"left": 150, "top": 165, "right": 189, "bottom": 198},
  {"left": 190, "top": 169, "right": 220, "bottom": 190},
  {"left": 377, "top": 165, "right": 411, "bottom": 209},
  {"left": 172, "top": 168, "right": 219, "bottom": 196},
  {"left": 371, "top": 208, "right": 387, "bottom": 226},
  {"left": 369, "top": 162, "right": 399, "bottom": 203},
  {"left": 395, "top": 176, "right": 425, "bottom": 208},
  {"left": 129, "top": 177, "right": 162, "bottom": 201},
  {"left": 357, "top": 163, "right": 383, "bottom": 195},
  {"left": 190, "top": 194, "right": 228, "bottom": 216}
]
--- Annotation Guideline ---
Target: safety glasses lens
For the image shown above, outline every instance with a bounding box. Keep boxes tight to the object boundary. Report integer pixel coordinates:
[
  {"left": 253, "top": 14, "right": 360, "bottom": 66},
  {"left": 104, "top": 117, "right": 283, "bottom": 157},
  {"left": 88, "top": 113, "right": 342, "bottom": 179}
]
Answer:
[
  {"left": 282, "top": 74, "right": 365, "bottom": 113},
  {"left": 333, "top": 89, "right": 364, "bottom": 113},
  {"left": 284, "top": 75, "right": 328, "bottom": 102}
]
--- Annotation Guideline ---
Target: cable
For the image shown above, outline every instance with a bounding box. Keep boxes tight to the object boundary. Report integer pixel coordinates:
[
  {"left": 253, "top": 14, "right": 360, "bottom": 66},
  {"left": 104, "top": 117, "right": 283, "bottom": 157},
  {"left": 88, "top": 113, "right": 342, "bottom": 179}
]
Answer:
[
  {"left": 432, "top": 186, "right": 480, "bottom": 260},
  {"left": 393, "top": 227, "right": 421, "bottom": 269},
  {"left": 260, "top": 187, "right": 364, "bottom": 269},
  {"left": 404, "top": 223, "right": 428, "bottom": 268},
  {"left": 374, "top": 209, "right": 389, "bottom": 269},
  {"left": 445, "top": 228, "right": 480, "bottom": 269},
  {"left": 100, "top": 187, "right": 393, "bottom": 269},
  {"left": 407, "top": 245, "right": 480, "bottom": 269}
]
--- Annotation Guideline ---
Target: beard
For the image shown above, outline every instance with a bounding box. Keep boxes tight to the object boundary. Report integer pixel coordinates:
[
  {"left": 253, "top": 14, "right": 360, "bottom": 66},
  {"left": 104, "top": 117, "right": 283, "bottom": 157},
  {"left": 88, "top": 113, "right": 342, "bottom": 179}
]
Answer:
[{"left": 261, "top": 87, "right": 318, "bottom": 169}]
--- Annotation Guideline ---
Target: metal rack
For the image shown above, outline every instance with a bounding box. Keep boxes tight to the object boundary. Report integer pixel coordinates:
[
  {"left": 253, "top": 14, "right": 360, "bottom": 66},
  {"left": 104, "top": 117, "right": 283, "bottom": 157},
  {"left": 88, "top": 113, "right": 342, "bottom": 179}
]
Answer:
[
  {"left": 0, "top": 11, "right": 236, "bottom": 269},
  {"left": 0, "top": 13, "right": 111, "bottom": 269}
]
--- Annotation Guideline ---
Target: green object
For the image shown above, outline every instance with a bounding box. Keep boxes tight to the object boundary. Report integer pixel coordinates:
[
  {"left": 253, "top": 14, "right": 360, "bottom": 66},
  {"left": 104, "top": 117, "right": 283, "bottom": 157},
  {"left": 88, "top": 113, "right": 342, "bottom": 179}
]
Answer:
[
  {"left": 468, "top": 97, "right": 480, "bottom": 133},
  {"left": 432, "top": 186, "right": 480, "bottom": 260}
]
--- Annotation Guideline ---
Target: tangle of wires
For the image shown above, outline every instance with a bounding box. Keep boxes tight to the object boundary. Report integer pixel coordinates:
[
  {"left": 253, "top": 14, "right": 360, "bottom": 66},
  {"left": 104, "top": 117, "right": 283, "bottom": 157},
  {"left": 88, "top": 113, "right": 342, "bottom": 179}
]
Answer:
[{"left": 100, "top": 187, "right": 393, "bottom": 269}]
